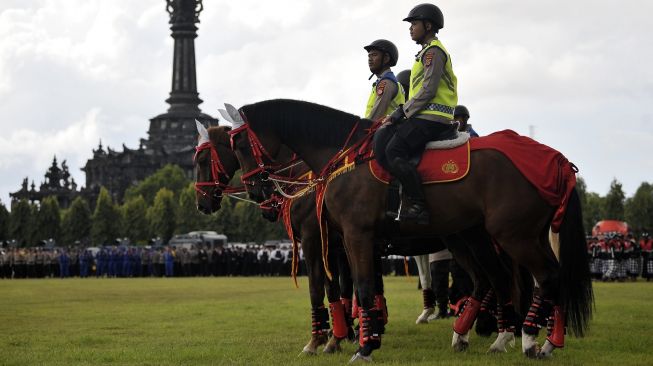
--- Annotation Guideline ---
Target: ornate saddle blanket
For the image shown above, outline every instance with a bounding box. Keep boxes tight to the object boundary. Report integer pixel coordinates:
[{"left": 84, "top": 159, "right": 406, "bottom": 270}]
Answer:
[{"left": 370, "top": 140, "right": 470, "bottom": 184}]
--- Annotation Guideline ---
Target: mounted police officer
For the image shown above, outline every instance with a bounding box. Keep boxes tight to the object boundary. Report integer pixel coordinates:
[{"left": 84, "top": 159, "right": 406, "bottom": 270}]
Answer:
[
  {"left": 383, "top": 3, "right": 458, "bottom": 224},
  {"left": 364, "top": 39, "right": 405, "bottom": 121},
  {"left": 453, "top": 105, "right": 478, "bottom": 137}
]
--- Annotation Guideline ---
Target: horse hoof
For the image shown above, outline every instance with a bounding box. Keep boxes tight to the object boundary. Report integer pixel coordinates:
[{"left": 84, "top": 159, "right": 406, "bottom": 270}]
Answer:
[
  {"left": 349, "top": 352, "right": 373, "bottom": 363},
  {"left": 488, "top": 331, "right": 515, "bottom": 353},
  {"left": 522, "top": 333, "right": 540, "bottom": 358},
  {"left": 323, "top": 337, "right": 343, "bottom": 354},
  {"left": 416, "top": 307, "right": 435, "bottom": 324},
  {"left": 451, "top": 332, "right": 470, "bottom": 352},
  {"left": 537, "top": 340, "right": 556, "bottom": 359},
  {"left": 301, "top": 345, "right": 317, "bottom": 356}
]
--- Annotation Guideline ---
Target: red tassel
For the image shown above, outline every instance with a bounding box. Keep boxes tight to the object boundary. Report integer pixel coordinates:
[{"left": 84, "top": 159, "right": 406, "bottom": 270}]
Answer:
[
  {"left": 546, "top": 306, "right": 565, "bottom": 348},
  {"left": 453, "top": 297, "right": 481, "bottom": 334},
  {"left": 329, "top": 301, "right": 348, "bottom": 339}
]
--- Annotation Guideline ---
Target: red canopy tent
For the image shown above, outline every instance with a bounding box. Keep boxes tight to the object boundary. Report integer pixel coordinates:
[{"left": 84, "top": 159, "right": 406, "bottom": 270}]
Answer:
[{"left": 591, "top": 220, "right": 629, "bottom": 237}]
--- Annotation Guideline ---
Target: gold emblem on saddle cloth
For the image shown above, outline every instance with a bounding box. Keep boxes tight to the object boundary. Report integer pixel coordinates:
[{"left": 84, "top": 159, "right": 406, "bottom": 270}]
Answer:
[{"left": 441, "top": 160, "right": 459, "bottom": 174}]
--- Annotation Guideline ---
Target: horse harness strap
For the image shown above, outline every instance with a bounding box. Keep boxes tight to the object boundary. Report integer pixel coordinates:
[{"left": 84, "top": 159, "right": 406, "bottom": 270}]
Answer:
[{"left": 193, "top": 141, "right": 245, "bottom": 196}]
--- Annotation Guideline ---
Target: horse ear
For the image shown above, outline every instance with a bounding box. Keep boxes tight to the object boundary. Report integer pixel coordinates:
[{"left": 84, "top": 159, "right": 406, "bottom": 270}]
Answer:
[
  {"left": 195, "top": 120, "right": 210, "bottom": 145},
  {"left": 225, "top": 103, "right": 245, "bottom": 128},
  {"left": 218, "top": 109, "right": 235, "bottom": 124}
]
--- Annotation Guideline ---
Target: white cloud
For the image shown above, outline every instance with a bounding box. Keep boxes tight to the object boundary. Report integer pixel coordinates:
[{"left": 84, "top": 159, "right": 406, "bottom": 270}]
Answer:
[{"left": 1, "top": 0, "right": 652, "bottom": 207}]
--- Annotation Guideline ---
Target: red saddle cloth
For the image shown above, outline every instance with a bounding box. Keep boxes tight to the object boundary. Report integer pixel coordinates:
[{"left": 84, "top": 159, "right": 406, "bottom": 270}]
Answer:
[
  {"left": 370, "top": 141, "right": 470, "bottom": 184},
  {"left": 368, "top": 129, "right": 576, "bottom": 232}
]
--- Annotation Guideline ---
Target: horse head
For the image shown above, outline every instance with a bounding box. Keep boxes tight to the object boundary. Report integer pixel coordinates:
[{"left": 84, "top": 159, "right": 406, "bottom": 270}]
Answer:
[
  {"left": 193, "top": 121, "right": 240, "bottom": 214},
  {"left": 223, "top": 104, "right": 286, "bottom": 204}
]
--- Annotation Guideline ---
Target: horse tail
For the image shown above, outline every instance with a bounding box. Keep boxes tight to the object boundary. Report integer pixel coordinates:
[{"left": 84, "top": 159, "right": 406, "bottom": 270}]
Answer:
[{"left": 558, "top": 187, "right": 594, "bottom": 337}]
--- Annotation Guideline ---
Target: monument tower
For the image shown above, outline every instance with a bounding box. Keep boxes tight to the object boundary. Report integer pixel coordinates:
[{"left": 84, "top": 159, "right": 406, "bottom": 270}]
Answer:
[{"left": 13, "top": 0, "right": 219, "bottom": 206}]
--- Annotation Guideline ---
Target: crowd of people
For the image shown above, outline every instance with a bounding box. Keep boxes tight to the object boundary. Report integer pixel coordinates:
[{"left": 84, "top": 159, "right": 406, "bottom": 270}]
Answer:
[
  {"left": 588, "top": 233, "right": 653, "bottom": 281},
  {"left": 0, "top": 244, "right": 414, "bottom": 280}
]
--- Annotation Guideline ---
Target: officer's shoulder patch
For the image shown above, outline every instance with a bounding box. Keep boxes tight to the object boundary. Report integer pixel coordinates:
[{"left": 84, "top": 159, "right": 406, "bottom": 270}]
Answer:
[
  {"left": 376, "top": 80, "right": 386, "bottom": 95},
  {"left": 424, "top": 51, "right": 434, "bottom": 67}
]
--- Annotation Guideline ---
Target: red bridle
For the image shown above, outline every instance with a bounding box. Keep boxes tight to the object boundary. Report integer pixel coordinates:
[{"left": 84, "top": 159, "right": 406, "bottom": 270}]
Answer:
[{"left": 193, "top": 141, "right": 244, "bottom": 198}]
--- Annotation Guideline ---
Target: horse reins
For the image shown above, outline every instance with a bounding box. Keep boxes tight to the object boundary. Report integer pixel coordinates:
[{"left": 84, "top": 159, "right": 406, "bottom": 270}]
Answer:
[{"left": 193, "top": 141, "right": 245, "bottom": 199}]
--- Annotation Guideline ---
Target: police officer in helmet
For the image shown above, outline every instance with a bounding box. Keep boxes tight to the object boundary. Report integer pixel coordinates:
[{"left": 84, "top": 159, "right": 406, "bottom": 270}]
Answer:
[
  {"left": 453, "top": 105, "right": 478, "bottom": 137},
  {"left": 383, "top": 3, "right": 458, "bottom": 224},
  {"left": 364, "top": 39, "right": 405, "bottom": 121}
]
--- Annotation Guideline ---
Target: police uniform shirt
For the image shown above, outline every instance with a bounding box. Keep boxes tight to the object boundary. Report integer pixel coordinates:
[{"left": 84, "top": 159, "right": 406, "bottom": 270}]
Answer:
[
  {"left": 367, "top": 69, "right": 400, "bottom": 121},
  {"left": 403, "top": 38, "right": 449, "bottom": 123}
]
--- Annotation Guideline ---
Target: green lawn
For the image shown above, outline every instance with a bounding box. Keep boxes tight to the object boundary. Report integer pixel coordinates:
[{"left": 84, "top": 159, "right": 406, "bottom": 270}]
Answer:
[{"left": 0, "top": 277, "right": 651, "bottom": 365}]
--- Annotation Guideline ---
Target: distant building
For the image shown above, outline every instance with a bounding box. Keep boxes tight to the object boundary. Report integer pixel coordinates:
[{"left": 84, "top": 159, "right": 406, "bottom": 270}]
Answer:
[{"left": 11, "top": 0, "right": 217, "bottom": 206}]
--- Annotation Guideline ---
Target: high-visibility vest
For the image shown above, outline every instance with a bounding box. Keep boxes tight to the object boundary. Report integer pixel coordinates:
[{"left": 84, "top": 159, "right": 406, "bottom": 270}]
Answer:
[
  {"left": 365, "top": 71, "right": 406, "bottom": 118},
  {"left": 409, "top": 39, "right": 458, "bottom": 119}
]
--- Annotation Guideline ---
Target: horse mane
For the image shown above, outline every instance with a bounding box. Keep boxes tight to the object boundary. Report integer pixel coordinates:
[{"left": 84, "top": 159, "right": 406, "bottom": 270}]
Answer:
[
  {"left": 241, "top": 99, "right": 372, "bottom": 148},
  {"left": 208, "top": 125, "right": 231, "bottom": 147}
]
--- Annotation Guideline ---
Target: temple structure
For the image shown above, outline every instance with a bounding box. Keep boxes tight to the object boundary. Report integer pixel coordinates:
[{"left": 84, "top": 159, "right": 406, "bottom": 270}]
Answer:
[{"left": 11, "top": 0, "right": 217, "bottom": 207}]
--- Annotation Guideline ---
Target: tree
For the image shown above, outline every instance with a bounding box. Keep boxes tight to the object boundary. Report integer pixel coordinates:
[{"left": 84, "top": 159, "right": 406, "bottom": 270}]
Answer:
[
  {"left": 61, "top": 196, "right": 92, "bottom": 245},
  {"left": 124, "top": 164, "right": 189, "bottom": 205},
  {"left": 148, "top": 188, "right": 177, "bottom": 243},
  {"left": 625, "top": 182, "right": 653, "bottom": 233},
  {"left": 603, "top": 179, "right": 625, "bottom": 220},
  {"left": 121, "top": 195, "right": 150, "bottom": 244},
  {"left": 9, "top": 199, "right": 33, "bottom": 246},
  {"left": 176, "top": 183, "right": 209, "bottom": 234},
  {"left": 584, "top": 192, "right": 604, "bottom": 232},
  {"left": 91, "top": 187, "right": 122, "bottom": 245},
  {"left": 207, "top": 196, "right": 235, "bottom": 237},
  {"left": 0, "top": 199, "right": 9, "bottom": 241},
  {"left": 33, "top": 196, "right": 61, "bottom": 244}
]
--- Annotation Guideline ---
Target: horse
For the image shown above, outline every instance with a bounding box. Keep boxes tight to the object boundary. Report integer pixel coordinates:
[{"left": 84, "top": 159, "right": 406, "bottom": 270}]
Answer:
[
  {"left": 226, "top": 99, "right": 593, "bottom": 361},
  {"left": 195, "top": 121, "right": 528, "bottom": 355},
  {"left": 193, "top": 123, "right": 359, "bottom": 354}
]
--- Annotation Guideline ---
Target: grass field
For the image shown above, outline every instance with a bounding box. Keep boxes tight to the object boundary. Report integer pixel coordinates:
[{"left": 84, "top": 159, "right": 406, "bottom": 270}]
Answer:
[{"left": 0, "top": 277, "right": 651, "bottom": 366}]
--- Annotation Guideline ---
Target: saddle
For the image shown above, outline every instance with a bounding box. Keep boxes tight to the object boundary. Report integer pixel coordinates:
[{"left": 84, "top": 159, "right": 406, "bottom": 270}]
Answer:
[{"left": 370, "top": 129, "right": 471, "bottom": 185}]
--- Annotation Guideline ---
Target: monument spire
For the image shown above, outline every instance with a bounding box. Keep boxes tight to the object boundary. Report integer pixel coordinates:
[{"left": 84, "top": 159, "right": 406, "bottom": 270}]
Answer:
[{"left": 165, "top": 0, "right": 204, "bottom": 113}]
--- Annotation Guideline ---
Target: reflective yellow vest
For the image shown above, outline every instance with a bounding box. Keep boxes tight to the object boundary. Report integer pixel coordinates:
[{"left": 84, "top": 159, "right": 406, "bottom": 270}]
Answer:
[
  {"left": 365, "top": 72, "right": 406, "bottom": 119},
  {"left": 409, "top": 39, "right": 457, "bottom": 119}
]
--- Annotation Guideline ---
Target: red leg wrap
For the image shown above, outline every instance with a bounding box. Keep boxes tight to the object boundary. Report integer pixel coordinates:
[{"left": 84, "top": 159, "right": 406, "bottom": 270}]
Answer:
[
  {"left": 453, "top": 297, "right": 481, "bottom": 335},
  {"left": 329, "top": 301, "right": 348, "bottom": 339},
  {"left": 546, "top": 306, "right": 565, "bottom": 348},
  {"left": 374, "top": 294, "right": 388, "bottom": 325}
]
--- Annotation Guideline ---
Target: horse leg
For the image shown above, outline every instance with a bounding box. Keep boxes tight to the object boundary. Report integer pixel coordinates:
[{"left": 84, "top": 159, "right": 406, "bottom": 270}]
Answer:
[
  {"left": 343, "top": 229, "right": 382, "bottom": 363},
  {"left": 445, "top": 234, "right": 488, "bottom": 352},
  {"left": 414, "top": 254, "right": 435, "bottom": 324},
  {"left": 495, "top": 231, "right": 560, "bottom": 358},
  {"left": 323, "top": 237, "right": 347, "bottom": 354},
  {"left": 300, "top": 228, "right": 329, "bottom": 355},
  {"left": 338, "top": 245, "right": 357, "bottom": 342}
]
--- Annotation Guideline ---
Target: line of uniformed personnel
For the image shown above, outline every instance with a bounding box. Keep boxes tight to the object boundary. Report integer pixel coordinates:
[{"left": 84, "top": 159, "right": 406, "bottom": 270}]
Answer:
[{"left": 0, "top": 245, "right": 414, "bottom": 279}]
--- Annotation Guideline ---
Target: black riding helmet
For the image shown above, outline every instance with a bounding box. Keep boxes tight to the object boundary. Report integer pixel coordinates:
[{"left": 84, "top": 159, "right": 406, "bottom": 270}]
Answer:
[
  {"left": 454, "top": 105, "right": 470, "bottom": 118},
  {"left": 403, "top": 3, "right": 444, "bottom": 30},
  {"left": 396, "top": 69, "right": 411, "bottom": 93},
  {"left": 364, "top": 39, "right": 399, "bottom": 67}
]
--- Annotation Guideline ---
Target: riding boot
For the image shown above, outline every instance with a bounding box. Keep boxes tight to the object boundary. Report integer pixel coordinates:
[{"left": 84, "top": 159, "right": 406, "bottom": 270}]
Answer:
[{"left": 390, "top": 158, "right": 429, "bottom": 225}]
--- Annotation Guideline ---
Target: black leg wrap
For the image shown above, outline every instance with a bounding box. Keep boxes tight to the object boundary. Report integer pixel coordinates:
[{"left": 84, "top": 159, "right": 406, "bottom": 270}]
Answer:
[
  {"left": 522, "top": 295, "right": 553, "bottom": 336},
  {"left": 311, "top": 306, "right": 330, "bottom": 336},
  {"left": 497, "top": 302, "right": 517, "bottom": 333},
  {"left": 360, "top": 309, "right": 382, "bottom": 351},
  {"left": 423, "top": 288, "right": 436, "bottom": 309}
]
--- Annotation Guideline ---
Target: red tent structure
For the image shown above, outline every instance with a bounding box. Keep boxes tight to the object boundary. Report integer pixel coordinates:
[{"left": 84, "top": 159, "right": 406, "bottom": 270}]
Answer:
[{"left": 591, "top": 220, "right": 629, "bottom": 237}]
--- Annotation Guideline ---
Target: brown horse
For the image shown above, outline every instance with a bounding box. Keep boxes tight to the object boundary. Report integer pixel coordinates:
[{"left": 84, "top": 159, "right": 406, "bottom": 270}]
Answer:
[
  {"left": 194, "top": 124, "right": 359, "bottom": 354},
  {"left": 227, "top": 99, "right": 593, "bottom": 361},
  {"left": 219, "top": 105, "right": 540, "bottom": 354},
  {"left": 197, "top": 119, "right": 533, "bottom": 355}
]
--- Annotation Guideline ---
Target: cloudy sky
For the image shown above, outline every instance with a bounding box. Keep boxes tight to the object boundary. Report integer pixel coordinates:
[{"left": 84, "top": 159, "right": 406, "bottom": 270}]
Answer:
[{"left": 0, "top": 0, "right": 651, "bottom": 207}]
